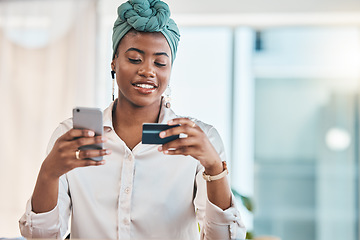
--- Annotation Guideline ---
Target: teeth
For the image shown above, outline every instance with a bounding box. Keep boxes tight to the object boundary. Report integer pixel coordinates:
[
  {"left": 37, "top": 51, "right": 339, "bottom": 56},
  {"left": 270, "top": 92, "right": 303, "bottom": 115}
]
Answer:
[{"left": 135, "top": 84, "right": 155, "bottom": 89}]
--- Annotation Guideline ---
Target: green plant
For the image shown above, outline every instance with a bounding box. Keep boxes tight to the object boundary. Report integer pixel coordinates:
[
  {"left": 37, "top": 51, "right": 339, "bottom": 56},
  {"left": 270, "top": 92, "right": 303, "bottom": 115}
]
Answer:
[{"left": 231, "top": 188, "right": 254, "bottom": 239}]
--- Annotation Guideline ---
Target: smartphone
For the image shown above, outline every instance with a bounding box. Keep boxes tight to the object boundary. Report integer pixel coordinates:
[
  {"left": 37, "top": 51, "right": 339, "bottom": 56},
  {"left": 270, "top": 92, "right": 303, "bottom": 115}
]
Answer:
[
  {"left": 142, "top": 123, "right": 180, "bottom": 145},
  {"left": 73, "top": 107, "right": 103, "bottom": 161}
]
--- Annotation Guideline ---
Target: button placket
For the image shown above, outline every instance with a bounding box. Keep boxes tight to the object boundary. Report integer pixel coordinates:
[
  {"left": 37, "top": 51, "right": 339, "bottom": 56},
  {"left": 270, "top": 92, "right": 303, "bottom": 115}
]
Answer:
[{"left": 118, "top": 151, "right": 135, "bottom": 239}]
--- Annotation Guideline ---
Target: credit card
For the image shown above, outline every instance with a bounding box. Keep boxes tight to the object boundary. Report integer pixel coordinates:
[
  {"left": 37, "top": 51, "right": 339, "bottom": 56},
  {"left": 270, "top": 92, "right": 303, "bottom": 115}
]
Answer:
[{"left": 142, "top": 123, "right": 180, "bottom": 144}]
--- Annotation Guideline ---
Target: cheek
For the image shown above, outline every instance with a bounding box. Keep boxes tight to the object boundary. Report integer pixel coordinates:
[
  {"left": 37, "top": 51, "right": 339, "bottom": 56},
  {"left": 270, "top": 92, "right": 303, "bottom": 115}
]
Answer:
[
  {"left": 118, "top": 62, "right": 134, "bottom": 75},
  {"left": 116, "top": 64, "right": 134, "bottom": 83},
  {"left": 158, "top": 68, "right": 171, "bottom": 85},
  {"left": 115, "top": 73, "right": 130, "bottom": 91}
]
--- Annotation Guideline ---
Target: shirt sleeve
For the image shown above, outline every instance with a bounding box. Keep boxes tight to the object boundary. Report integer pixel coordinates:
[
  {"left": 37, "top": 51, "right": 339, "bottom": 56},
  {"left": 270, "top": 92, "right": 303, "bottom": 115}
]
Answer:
[
  {"left": 19, "top": 175, "right": 71, "bottom": 239},
  {"left": 19, "top": 123, "right": 72, "bottom": 239},
  {"left": 203, "top": 194, "right": 246, "bottom": 239},
  {"left": 194, "top": 125, "right": 247, "bottom": 240},
  {"left": 19, "top": 198, "right": 61, "bottom": 238}
]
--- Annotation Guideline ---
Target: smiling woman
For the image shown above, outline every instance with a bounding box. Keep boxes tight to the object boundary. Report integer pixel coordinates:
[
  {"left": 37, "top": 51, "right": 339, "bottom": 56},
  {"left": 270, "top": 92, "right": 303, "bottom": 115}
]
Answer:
[
  {"left": 18, "top": 0, "right": 246, "bottom": 239},
  {"left": 111, "top": 31, "right": 173, "bottom": 149},
  {"left": 111, "top": 30, "right": 172, "bottom": 113}
]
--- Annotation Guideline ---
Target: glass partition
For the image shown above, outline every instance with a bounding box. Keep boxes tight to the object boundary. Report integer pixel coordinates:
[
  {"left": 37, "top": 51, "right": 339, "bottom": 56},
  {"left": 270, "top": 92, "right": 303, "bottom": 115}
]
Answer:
[{"left": 251, "top": 27, "right": 360, "bottom": 240}]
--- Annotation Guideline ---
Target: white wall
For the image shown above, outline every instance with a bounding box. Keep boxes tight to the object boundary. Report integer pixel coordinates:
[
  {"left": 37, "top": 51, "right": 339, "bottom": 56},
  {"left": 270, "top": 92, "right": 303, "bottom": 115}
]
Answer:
[
  {"left": 102, "top": 0, "right": 360, "bottom": 14},
  {"left": 99, "top": 0, "right": 360, "bottom": 28}
]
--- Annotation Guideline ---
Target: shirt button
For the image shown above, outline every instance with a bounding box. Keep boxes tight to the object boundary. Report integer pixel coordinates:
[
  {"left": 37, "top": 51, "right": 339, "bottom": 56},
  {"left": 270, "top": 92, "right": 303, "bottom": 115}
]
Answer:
[
  {"left": 125, "top": 187, "right": 130, "bottom": 194},
  {"left": 124, "top": 218, "right": 129, "bottom": 225},
  {"left": 127, "top": 155, "right": 132, "bottom": 161}
]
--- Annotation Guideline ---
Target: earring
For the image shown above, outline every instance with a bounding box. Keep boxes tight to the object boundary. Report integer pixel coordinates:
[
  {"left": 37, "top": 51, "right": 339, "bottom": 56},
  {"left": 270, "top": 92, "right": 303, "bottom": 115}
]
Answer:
[
  {"left": 164, "top": 85, "right": 171, "bottom": 108},
  {"left": 111, "top": 70, "right": 115, "bottom": 101}
]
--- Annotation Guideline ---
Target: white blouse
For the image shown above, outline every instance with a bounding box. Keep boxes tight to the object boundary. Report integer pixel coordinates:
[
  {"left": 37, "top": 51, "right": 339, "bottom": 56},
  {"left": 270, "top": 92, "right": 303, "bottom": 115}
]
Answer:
[{"left": 19, "top": 101, "right": 246, "bottom": 239}]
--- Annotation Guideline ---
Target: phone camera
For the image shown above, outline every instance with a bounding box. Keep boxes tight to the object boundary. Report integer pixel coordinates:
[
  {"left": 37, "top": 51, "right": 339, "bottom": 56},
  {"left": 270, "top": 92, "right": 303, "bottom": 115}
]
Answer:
[{"left": 76, "top": 109, "right": 80, "bottom": 112}]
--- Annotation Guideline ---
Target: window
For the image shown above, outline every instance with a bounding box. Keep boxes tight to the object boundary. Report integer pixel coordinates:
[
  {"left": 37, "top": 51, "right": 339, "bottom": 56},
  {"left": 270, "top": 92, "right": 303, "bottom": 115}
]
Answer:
[{"left": 96, "top": 20, "right": 360, "bottom": 240}]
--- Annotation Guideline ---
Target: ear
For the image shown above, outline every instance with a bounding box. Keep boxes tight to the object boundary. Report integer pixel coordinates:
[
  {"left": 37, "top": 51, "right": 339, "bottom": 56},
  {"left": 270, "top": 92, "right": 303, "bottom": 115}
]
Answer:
[{"left": 111, "top": 60, "right": 115, "bottom": 71}]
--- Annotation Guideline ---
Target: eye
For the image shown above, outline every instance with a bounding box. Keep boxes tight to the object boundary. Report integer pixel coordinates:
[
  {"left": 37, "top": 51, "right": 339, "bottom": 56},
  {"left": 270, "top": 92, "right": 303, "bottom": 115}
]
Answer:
[
  {"left": 129, "top": 58, "right": 141, "bottom": 64},
  {"left": 155, "top": 62, "right": 166, "bottom": 67}
]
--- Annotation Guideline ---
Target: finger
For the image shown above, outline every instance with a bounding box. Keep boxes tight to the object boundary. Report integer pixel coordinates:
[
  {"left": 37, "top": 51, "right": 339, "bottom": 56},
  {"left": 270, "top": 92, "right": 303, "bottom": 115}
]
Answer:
[
  {"left": 59, "top": 136, "right": 107, "bottom": 151},
  {"left": 159, "top": 137, "right": 197, "bottom": 152},
  {"left": 77, "top": 148, "right": 112, "bottom": 160},
  {"left": 162, "top": 146, "right": 193, "bottom": 156},
  {"left": 60, "top": 148, "right": 111, "bottom": 160},
  {"left": 159, "top": 122, "right": 198, "bottom": 139},
  {"left": 72, "top": 136, "right": 107, "bottom": 149},
  {"left": 74, "top": 159, "right": 107, "bottom": 168},
  {"left": 168, "top": 118, "right": 197, "bottom": 128},
  {"left": 60, "top": 128, "right": 95, "bottom": 141}
]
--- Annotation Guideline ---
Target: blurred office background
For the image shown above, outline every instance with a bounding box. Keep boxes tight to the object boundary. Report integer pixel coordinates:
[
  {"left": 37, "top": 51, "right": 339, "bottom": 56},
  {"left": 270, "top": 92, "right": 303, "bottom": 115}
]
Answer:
[{"left": 1, "top": 0, "right": 360, "bottom": 239}]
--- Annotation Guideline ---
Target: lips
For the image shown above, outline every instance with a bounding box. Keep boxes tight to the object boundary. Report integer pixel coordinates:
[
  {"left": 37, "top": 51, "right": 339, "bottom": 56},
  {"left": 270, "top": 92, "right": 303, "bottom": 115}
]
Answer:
[
  {"left": 132, "top": 81, "right": 158, "bottom": 94},
  {"left": 133, "top": 83, "right": 156, "bottom": 89}
]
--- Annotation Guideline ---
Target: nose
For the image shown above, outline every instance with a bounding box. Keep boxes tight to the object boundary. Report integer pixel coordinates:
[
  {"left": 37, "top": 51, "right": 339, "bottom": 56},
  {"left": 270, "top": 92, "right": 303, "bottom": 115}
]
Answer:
[{"left": 138, "top": 62, "right": 156, "bottom": 78}]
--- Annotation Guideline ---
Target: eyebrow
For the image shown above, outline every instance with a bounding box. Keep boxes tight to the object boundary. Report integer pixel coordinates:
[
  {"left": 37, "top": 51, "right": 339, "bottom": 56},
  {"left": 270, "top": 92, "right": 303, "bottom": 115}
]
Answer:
[
  {"left": 154, "top": 52, "right": 169, "bottom": 58},
  {"left": 125, "top": 47, "right": 169, "bottom": 58}
]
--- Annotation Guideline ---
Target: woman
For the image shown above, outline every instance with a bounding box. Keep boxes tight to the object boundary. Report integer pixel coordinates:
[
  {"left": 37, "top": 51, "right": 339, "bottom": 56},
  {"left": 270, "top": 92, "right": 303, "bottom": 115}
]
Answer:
[{"left": 19, "top": 0, "right": 246, "bottom": 239}]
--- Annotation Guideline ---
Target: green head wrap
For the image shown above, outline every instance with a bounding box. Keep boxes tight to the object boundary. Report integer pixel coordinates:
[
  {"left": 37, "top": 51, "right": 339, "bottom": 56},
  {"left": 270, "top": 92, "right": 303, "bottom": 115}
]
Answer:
[{"left": 112, "top": 0, "right": 180, "bottom": 63}]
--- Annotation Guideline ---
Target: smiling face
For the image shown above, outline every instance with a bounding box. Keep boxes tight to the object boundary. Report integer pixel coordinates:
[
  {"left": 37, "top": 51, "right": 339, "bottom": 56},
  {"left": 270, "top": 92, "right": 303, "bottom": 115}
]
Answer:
[{"left": 111, "top": 30, "right": 172, "bottom": 108}]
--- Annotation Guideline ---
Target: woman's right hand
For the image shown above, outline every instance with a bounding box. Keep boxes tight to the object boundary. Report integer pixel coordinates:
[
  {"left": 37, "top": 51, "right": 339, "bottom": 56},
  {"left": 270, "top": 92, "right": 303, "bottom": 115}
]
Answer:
[
  {"left": 32, "top": 128, "right": 110, "bottom": 213},
  {"left": 41, "top": 128, "right": 111, "bottom": 180}
]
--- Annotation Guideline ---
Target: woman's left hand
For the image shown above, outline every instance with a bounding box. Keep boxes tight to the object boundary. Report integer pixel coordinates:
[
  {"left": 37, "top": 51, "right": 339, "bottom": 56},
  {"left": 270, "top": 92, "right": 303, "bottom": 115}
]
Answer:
[
  {"left": 158, "top": 118, "right": 222, "bottom": 171},
  {"left": 159, "top": 118, "right": 232, "bottom": 211}
]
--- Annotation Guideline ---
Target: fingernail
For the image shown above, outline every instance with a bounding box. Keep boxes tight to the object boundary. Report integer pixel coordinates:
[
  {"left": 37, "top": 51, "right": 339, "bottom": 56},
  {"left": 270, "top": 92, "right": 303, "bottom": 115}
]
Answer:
[
  {"left": 106, "top": 149, "right": 112, "bottom": 154},
  {"left": 101, "top": 136, "right": 107, "bottom": 141},
  {"left": 88, "top": 131, "right": 95, "bottom": 136},
  {"left": 158, "top": 146, "right": 163, "bottom": 151},
  {"left": 168, "top": 120, "right": 173, "bottom": 125},
  {"left": 159, "top": 132, "right": 166, "bottom": 138},
  {"left": 163, "top": 150, "right": 168, "bottom": 154}
]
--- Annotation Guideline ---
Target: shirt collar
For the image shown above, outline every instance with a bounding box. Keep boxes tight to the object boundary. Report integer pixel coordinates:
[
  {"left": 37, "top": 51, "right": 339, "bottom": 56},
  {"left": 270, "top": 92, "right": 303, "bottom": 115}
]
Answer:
[
  {"left": 103, "top": 101, "right": 115, "bottom": 129},
  {"left": 158, "top": 99, "right": 177, "bottom": 124},
  {"left": 102, "top": 99, "right": 178, "bottom": 129}
]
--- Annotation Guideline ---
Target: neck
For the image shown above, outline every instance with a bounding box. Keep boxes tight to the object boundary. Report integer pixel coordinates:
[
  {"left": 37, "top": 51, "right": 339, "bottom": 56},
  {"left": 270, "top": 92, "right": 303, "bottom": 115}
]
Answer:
[{"left": 113, "top": 98, "right": 162, "bottom": 128}]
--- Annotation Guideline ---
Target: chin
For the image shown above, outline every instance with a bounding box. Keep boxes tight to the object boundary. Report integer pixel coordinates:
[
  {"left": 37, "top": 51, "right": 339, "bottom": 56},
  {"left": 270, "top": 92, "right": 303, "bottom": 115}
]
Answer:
[{"left": 125, "top": 96, "right": 162, "bottom": 109}]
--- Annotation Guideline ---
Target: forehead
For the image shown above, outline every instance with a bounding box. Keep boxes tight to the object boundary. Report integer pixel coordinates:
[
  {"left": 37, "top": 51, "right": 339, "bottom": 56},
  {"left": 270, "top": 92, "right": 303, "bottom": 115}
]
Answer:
[{"left": 118, "top": 31, "right": 171, "bottom": 55}]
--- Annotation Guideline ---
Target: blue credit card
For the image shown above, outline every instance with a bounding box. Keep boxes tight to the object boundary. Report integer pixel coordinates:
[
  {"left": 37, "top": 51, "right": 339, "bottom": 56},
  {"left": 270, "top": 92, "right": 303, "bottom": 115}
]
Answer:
[{"left": 142, "top": 123, "right": 180, "bottom": 144}]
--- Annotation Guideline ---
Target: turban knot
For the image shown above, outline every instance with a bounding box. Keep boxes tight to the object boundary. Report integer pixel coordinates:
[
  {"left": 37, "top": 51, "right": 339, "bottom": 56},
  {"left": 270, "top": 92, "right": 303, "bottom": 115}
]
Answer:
[{"left": 112, "top": 0, "right": 180, "bottom": 62}]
